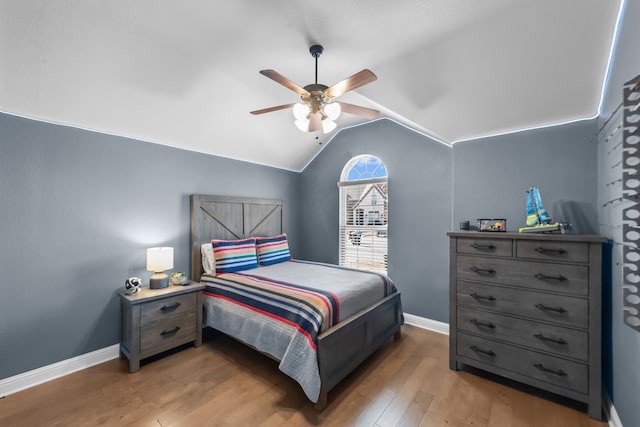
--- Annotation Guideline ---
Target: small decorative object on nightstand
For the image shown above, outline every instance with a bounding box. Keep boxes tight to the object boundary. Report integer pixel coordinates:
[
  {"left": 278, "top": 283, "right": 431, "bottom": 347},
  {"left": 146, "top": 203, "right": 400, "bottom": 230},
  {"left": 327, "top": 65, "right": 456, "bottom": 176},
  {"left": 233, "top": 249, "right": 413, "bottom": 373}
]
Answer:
[
  {"left": 170, "top": 271, "right": 189, "bottom": 285},
  {"left": 119, "top": 283, "right": 204, "bottom": 372}
]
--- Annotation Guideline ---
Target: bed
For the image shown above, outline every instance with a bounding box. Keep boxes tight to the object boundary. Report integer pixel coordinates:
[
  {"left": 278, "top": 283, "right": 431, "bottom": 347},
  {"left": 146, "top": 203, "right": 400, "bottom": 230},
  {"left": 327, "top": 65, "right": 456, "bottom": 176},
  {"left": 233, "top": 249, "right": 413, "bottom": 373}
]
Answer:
[{"left": 190, "top": 194, "right": 403, "bottom": 409}]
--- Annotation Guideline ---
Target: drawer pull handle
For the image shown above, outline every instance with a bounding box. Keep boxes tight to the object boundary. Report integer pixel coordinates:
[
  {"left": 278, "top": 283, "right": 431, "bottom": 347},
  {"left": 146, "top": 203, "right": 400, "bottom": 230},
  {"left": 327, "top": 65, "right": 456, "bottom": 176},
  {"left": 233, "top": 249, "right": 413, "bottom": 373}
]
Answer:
[
  {"left": 534, "top": 273, "right": 567, "bottom": 282},
  {"left": 160, "top": 302, "right": 181, "bottom": 312},
  {"left": 470, "top": 293, "right": 496, "bottom": 302},
  {"left": 471, "top": 243, "right": 496, "bottom": 251},
  {"left": 534, "top": 333, "right": 567, "bottom": 344},
  {"left": 534, "top": 363, "right": 567, "bottom": 376},
  {"left": 470, "top": 319, "right": 496, "bottom": 329},
  {"left": 470, "top": 345, "right": 496, "bottom": 357},
  {"left": 160, "top": 326, "right": 180, "bottom": 336},
  {"left": 470, "top": 266, "right": 496, "bottom": 275},
  {"left": 534, "top": 247, "right": 567, "bottom": 255},
  {"left": 535, "top": 303, "right": 567, "bottom": 313}
]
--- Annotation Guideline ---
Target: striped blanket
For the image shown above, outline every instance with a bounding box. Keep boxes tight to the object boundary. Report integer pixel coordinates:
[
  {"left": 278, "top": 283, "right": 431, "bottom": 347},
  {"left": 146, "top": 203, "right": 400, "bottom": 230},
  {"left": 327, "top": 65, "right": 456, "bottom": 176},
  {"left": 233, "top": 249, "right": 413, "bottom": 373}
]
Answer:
[{"left": 201, "top": 259, "right": 396, "bottom": 402}]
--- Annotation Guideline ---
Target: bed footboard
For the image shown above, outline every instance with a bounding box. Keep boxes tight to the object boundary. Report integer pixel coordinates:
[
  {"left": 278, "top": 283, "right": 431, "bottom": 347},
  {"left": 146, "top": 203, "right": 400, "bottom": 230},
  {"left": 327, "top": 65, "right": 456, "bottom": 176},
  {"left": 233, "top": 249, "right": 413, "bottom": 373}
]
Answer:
[{"left": 315, "top": 292, "right": 403, "bottom": 410}]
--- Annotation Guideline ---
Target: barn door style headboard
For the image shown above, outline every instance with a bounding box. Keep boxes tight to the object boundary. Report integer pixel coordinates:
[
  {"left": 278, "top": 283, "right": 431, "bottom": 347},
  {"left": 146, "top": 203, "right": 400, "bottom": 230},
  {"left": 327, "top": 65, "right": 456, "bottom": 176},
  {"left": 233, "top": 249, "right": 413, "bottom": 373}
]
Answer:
[{"left": 190, "top": 195, "right": 284, "bottom": 279}]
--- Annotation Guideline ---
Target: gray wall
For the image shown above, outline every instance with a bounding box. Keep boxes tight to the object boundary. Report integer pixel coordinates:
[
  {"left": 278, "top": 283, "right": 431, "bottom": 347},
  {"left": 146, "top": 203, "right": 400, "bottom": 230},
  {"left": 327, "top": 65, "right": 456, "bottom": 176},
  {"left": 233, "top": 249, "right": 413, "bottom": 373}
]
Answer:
[
  {"left": 453, "top": 119, "right": 599, "bottom": 234},
  {"left": 0, "top": 112, "right": 300, "bottom": 379},
  {"left": 597, "top": 0, "right": 640, "bottom": 425},
  {"left": 297, "top": 119, "right": 453, "bottom": 321}
]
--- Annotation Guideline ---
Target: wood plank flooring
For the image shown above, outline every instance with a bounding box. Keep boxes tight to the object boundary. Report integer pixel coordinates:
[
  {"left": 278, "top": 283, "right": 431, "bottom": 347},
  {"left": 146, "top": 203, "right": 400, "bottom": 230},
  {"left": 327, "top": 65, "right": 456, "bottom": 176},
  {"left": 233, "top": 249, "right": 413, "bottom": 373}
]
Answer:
[{"left": 0, "top": 325, "right": 606, "bottom": 426}]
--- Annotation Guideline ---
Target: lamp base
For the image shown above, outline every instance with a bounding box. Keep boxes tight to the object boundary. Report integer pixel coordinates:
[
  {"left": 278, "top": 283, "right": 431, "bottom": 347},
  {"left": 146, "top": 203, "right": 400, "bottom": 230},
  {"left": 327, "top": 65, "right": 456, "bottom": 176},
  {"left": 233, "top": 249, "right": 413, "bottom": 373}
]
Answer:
[{"left": 149, "top": 273, "right": 169, "bottom": 289}]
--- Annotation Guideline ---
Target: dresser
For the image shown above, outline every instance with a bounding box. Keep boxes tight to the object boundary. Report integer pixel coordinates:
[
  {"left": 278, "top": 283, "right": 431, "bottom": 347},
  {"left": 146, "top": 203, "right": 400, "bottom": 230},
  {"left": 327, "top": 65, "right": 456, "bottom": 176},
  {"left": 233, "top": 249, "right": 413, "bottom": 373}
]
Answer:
[
  {"left": 448, "top": 231, "right": 606, "bottom": 420},
  {"left": 119, "top": 284, "right": 204, "bottom": 372}
]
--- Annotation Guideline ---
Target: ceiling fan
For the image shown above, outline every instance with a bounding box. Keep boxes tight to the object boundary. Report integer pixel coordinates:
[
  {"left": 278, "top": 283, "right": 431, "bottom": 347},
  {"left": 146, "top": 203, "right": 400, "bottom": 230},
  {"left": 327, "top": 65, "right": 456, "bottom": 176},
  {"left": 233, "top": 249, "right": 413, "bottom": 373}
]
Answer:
[{"left": 250, "top": 44, "right": 380, "bottom": 133}]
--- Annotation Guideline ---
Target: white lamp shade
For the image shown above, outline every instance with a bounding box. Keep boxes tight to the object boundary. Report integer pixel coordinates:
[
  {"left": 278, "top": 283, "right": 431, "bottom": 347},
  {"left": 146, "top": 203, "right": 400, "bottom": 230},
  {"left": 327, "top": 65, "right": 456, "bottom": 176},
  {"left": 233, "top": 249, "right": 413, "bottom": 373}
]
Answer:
[
  {"left": 146, "top": 247, "right": 174, "bottom": 272},
  {"left": 322, "top": 118, "right": 337, "bottom": 133},
  {"left": 292, "top": 103, "right": 310, "bottom": 120},
  {"left": 323, "top": 102, "right": 341, "bottom": 120}
]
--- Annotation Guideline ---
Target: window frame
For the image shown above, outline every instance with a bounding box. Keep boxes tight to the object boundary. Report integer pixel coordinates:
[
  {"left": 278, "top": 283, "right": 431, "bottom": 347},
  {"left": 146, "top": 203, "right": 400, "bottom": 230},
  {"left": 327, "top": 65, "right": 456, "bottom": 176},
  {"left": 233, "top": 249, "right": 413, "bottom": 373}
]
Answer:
[{"left": 338, "top": 156, "right": 388, "bottom": 275}]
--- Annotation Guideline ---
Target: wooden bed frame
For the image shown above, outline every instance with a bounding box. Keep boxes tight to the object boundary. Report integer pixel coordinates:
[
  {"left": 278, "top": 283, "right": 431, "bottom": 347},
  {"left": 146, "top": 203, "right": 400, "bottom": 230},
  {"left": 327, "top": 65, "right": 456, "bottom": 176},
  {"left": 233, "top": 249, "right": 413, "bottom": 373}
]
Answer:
[{"left": 190, "top": 194, "right": 403, "bottom": 409}]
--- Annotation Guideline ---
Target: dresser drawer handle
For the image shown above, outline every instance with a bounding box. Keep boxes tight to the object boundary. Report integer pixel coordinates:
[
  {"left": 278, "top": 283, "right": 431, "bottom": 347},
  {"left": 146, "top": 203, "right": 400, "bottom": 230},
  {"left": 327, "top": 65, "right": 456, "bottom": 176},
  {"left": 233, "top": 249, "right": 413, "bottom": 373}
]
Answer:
[
  {"left": 160, "top": 326, "right": 181, "bottom": 336},
  {"left": 470, "top": 319, "right": 496, "bottom": 329},
  {"left": 470, "top": 243, "right": 496, "bottom": 251},
  {"left": 470, "top": 345, "right": 496, "bottom": 357},
  {"left": 534, "top": 333, "right": 567, "bottom": 344},
  {"left": 535, "top": 303, "right": 567, "bottom": 313},
  {"left": 534, "top": 247, "right": 567, "bottom": 255},
  {"left": 160, "top": 302, "right": 181, "bottom": 312},
  {"left": 470, "top": 293, "right": 496, "bottom": 302},
  {"left": 534, "top": 273, "right": 567, "bottom": 282},
  {"left": 534, "top": 363, "right": 567, "bottom": 376},
  {"left": 470, "top": 266, "right": 496, "bottom": 275}
]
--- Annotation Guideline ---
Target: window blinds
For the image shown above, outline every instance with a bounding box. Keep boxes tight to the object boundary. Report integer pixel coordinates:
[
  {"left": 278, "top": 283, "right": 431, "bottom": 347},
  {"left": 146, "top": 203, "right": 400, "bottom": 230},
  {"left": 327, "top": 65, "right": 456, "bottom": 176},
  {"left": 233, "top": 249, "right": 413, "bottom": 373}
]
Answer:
[{"left": 339, "top": 178, "right": 388, "bottom": 274}]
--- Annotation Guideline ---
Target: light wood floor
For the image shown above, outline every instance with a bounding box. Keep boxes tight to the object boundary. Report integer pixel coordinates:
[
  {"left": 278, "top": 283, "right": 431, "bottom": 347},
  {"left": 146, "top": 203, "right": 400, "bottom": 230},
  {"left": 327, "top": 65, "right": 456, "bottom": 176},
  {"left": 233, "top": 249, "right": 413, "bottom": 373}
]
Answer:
[{"left": 0, "top": 325, "right": 606, "bottom": 426}]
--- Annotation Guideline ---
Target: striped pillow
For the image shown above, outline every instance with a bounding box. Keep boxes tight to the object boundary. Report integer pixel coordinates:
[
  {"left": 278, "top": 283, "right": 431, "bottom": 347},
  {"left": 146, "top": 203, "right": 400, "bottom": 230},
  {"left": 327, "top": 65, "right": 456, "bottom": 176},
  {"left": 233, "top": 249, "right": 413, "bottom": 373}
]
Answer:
[
  {"left": 212, "top": 238, "right": 258, "bottom": 274},
  {"left": 256, "top": 234, "right": 291, "bottom": 266}
]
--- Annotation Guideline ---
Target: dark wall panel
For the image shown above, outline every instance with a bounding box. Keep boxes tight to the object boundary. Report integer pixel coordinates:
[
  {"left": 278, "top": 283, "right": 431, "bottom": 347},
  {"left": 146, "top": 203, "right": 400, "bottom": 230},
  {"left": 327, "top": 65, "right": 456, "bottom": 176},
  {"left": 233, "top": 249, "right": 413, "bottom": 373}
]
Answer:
[{"left": 596, "top": 0, "right": 640, "bottom": 424}]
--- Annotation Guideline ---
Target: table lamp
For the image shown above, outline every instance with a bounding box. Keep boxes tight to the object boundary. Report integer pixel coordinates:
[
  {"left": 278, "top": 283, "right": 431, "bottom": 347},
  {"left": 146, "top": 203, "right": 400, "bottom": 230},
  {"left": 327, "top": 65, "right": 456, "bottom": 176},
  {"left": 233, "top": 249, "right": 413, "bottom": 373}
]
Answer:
[{"left": 147, "top": 247, "right": 174, "bottom": 289}]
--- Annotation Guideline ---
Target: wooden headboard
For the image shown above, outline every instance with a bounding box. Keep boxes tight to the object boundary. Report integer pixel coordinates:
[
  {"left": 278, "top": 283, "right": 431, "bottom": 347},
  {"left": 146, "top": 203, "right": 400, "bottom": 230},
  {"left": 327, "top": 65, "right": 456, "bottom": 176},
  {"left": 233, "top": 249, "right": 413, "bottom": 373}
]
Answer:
[{"left": 190, "top": 195, "right": 284, "bottom": 280}]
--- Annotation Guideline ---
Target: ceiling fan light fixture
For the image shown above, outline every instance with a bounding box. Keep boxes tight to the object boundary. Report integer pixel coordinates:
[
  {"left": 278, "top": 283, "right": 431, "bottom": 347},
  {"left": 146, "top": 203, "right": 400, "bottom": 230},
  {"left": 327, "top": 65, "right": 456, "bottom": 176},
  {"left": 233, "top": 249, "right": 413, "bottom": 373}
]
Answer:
[
  {"left": 292, "top": 103, "right": 310, "bottom": 120},
  {"left": 322, "top": 118, "right": 337, "bottom": 133},
  {"left": 295, "top": 117, "right": 310, "bottom": 132},
  {"left": 323, "top": 102, "right": 341, "bottom": 121},
  {"left": 252, "top": 44, "right": 379, "bottom": 134}
]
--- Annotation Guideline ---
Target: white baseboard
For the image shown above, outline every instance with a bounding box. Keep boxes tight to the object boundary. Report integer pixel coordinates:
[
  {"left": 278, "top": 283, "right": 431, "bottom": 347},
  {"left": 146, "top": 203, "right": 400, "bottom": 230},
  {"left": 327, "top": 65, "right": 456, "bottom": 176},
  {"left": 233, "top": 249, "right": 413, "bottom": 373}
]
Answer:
[
  {"left": 0, "top": 344, "right": 120, "bottom": 398},
  {"left": 604, "top": 393, "right": 623, "bottom": 427},
  {"left": 403, "top": 313, "right": 449, "bottom": 335}
]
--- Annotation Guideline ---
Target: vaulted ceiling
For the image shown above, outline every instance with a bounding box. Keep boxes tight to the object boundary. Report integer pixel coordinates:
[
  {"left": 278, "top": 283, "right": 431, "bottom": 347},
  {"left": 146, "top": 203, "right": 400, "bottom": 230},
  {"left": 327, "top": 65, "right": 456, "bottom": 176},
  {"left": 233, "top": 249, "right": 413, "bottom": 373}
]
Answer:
[{"left": 0, "top": 1, "right": 623, "bottom": 171}]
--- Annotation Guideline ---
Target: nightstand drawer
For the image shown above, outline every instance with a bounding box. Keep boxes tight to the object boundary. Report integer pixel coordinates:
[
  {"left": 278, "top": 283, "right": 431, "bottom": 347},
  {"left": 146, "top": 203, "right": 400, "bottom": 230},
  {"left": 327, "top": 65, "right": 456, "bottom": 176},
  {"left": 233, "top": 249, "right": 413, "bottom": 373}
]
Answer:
[
  {"left": 516, "top": 240, "right": 589, "bottom": 263},
  {"left": 456, "top": 237, "right": 512, "bottom": 257},
  {"left": 141, "top": 312, "right": 197, "bottom": 353},
  {"left": 457, "top": 281, "right": 588, "bottom": 328},
  {"left": 457, "top": 306, "right": 588, "bottom": 361},
  {"left": 457, "top": 333, "right": 588, "bottom": 394},
  {"left": 140, "top": 293, "right": 196, "bottom": 325}
]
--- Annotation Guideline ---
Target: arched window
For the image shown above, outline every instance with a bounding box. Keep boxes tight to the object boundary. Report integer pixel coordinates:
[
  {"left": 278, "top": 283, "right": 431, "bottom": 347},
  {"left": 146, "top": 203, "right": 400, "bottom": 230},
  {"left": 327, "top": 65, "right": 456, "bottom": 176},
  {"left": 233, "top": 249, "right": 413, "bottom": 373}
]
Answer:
[{"left": 339, "top": 155, "right": 388, "bottom": 274}]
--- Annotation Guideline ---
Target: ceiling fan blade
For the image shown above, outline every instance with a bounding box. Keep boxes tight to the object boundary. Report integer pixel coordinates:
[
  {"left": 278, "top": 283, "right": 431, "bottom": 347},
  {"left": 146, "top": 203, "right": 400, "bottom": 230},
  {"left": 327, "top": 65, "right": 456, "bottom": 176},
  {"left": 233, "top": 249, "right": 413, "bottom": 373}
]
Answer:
[
  {"left": 259, "top": 70, "right": 309, "bottom": 96},
  {"left": 308, "top": 112, "right": 322, "bottom": 132},
  {"left": 250, "top": 103, "right": 296, "bottom": 115},
  {"left": 325, "top": 69, "right": 377, "bottom": 99},
  {"left": 337, "top": 102, "right": 380, "bottom": 119}
]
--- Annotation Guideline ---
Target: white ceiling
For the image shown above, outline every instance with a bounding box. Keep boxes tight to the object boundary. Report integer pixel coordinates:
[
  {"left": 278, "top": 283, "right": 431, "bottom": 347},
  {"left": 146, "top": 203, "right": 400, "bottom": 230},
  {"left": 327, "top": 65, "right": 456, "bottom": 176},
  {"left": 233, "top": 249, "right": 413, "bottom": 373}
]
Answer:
[{"left": 0, "top": 1, "right": 622, "bottom": 171}]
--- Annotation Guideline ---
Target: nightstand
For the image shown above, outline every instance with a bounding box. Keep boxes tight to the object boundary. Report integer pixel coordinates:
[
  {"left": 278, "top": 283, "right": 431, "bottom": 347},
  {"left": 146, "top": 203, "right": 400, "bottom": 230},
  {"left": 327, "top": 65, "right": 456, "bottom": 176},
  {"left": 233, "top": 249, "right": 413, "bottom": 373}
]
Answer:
[{"left": 118, "top": 283, "right": 204, "bottom": 372}]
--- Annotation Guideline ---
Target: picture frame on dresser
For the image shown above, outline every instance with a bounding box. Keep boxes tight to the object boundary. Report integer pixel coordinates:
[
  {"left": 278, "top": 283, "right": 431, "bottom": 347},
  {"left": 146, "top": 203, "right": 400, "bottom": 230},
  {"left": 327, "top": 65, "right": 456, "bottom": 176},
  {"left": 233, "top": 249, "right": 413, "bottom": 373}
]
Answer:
[{"left": 447, "top": 231, "right": 607, "bottom": 420}]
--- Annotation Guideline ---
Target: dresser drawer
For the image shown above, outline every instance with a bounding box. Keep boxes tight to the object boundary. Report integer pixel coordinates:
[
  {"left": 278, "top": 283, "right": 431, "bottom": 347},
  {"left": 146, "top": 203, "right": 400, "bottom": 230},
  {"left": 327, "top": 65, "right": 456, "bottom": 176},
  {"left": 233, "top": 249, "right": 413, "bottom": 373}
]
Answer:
[
  {"left": 457, "top": 333, "right": 588, "bottom": 394},
  {"left": 457, "top": 255, "right": 589, "bottom": 295},
  {"left": 516, "top": 240, "right": 589, "bottom": 263},
  {"left": 456, "top": 237, "right": 512, "bottom": 257},
  {"left": 140, "top": 293, "right": 197, "bottom": 325},
  {"left": 457, "top": 306, "right": 588, "bottom": 361},
  {"left": 140, "top": 312, "right": 197, "bottom": 353},
  {"left": 457, "top": 281, "right": 588, "bottom": 328}
]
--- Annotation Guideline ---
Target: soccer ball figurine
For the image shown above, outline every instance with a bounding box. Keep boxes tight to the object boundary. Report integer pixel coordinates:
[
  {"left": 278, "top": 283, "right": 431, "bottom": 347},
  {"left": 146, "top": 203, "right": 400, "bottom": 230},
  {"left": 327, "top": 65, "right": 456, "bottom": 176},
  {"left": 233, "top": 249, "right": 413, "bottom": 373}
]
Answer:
[{"left": 124, "top": 277, "right": 142, "bottom": 295}]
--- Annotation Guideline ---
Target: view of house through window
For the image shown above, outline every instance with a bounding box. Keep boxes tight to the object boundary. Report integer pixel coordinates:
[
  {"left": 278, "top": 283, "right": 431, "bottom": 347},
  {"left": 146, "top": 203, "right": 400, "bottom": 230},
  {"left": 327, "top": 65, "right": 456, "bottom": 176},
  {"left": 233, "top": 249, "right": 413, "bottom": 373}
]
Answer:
[{"left": 339, "top": 155, "right": 388, "bottom": 274}]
